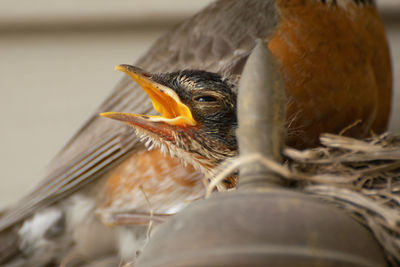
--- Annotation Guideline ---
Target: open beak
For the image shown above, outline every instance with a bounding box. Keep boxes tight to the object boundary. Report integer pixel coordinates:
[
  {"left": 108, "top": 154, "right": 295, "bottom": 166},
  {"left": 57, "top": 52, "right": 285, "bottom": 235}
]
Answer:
[{"left": 101, "top": 64, "right": 197, "bottom": 133}]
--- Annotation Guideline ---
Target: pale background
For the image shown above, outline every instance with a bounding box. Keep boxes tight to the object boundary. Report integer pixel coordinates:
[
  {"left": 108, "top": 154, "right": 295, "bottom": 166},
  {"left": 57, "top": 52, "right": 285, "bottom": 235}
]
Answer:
[{"left": 0, "top": 0, "right": 399, "bottom": 209}]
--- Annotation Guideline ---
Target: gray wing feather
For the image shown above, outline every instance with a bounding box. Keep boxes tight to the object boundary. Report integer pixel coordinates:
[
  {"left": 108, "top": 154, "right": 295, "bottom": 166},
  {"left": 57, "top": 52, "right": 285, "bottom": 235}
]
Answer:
[{"left": 0, "top": 0, "right": 278, "bottom": 231}]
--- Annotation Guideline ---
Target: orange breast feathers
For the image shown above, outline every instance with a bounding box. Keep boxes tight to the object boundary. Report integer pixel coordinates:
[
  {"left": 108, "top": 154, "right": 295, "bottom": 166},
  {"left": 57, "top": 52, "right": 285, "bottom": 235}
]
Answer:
[
  {"left": 269, "top": 0, "right": 392, "bottom": 148},
  {"left": 98, "top": 149, "right": 204, "bottom": 225}
]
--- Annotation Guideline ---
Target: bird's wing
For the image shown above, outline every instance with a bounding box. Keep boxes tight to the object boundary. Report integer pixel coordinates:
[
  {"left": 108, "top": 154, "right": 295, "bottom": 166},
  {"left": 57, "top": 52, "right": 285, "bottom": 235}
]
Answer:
[{"left": 0, "top": 0, "right": 279, "bottom": 231}]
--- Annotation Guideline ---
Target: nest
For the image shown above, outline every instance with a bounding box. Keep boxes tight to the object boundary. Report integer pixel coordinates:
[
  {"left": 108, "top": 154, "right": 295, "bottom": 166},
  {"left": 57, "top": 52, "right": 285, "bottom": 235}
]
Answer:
[
  {"left": 209, "top": 132, "right": 400, "bottom": 265},
  {"left": 284, "top": 133, "right": 400, "bottom": 265}
]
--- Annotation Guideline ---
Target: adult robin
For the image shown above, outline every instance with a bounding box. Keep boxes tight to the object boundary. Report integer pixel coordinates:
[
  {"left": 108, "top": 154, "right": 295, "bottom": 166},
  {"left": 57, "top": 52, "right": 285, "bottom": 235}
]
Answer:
[{"left": 0, "top": 0, "right": 392, "bottom": 266}]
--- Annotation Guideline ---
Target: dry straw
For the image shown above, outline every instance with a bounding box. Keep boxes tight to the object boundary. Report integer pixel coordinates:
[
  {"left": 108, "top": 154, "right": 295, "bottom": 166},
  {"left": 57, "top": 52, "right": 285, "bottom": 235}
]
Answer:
[{"left": 208, "top": 132, "right": 400, "bottom": 265}]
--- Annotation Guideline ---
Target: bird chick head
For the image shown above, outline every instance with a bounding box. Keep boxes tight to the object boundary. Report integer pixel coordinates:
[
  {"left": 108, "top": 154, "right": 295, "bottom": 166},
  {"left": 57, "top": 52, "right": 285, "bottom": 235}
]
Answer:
[{"left": 101, "top": 65, "right": 238, "bottom": 174}]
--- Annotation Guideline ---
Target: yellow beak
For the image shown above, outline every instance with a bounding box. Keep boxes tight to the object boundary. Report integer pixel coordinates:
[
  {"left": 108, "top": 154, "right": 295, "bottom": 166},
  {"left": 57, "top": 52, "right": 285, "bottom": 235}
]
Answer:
[{"left": 101, "top": 64, "right": 197, "bottom": 127}]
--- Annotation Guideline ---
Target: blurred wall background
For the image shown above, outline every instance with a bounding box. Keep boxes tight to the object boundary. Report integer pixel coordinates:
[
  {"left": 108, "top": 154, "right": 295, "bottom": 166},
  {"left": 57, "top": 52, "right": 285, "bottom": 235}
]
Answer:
[{"left": 0, "top": 0, "right": 399, "bottom": 208}]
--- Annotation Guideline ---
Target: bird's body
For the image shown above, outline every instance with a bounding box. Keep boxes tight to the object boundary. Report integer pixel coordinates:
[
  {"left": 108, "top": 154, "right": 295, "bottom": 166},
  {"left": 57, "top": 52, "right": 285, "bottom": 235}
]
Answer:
[
  {"left": 270, "top": 0, "right": 391, "bottom": 147},
  {"left": 0, "top": 0, "right": 392, "bottom": 266}
]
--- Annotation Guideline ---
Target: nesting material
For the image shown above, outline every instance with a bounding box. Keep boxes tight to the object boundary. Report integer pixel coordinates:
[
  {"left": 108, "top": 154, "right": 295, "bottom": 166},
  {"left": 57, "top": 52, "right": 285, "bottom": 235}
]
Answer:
[
  {"left": 284, "top": 133, "right": 400, "bottom": 265},
  {"left": 209, "top": 132, "right": 400, "bottom": 265}
]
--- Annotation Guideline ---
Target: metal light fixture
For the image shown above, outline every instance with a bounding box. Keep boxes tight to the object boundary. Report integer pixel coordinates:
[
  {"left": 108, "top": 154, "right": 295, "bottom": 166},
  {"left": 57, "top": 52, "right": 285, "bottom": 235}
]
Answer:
[{"left": 136, "top": 40, "right": 387, "bottom": 267}]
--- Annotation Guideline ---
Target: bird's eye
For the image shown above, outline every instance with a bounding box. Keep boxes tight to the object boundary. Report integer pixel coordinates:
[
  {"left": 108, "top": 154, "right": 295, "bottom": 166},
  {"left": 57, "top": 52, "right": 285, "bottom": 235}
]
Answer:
[{"left": 194, "top": 96, "right": 218, "bottom": 102}]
